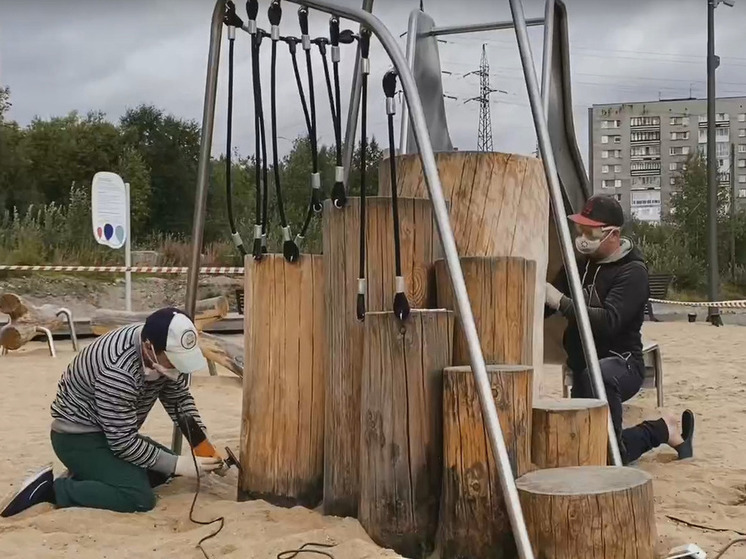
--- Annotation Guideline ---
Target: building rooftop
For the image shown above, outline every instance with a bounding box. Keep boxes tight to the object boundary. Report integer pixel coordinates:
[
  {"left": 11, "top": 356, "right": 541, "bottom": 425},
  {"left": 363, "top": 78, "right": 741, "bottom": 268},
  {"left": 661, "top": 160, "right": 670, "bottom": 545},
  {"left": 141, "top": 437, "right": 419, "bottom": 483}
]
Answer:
[{"left": 591, "top": 95, "right": 746, "bottom": 109}]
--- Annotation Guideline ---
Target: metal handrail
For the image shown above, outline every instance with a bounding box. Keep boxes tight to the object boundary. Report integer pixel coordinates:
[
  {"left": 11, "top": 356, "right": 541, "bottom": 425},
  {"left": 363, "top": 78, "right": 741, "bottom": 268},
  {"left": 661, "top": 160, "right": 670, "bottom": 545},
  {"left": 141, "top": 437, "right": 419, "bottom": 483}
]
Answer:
[{"left": 283, "top": 1, "right": 534, "bottom": 556}]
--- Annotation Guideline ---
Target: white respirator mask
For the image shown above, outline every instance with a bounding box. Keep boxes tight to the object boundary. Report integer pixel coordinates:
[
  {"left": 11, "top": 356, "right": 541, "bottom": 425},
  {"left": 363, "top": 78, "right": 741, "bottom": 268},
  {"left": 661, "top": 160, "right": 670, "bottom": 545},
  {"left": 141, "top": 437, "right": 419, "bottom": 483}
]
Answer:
[{"left": 575, "top": 226, "right": 618, "bottom": 255}]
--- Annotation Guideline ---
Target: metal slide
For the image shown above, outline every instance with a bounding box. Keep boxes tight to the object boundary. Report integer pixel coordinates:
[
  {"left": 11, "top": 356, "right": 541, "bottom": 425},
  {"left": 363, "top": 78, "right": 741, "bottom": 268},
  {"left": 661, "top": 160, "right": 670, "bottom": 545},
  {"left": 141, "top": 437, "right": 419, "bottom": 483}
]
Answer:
[{"left": 544, "top": 0, "right": 591, "bottom": 214}]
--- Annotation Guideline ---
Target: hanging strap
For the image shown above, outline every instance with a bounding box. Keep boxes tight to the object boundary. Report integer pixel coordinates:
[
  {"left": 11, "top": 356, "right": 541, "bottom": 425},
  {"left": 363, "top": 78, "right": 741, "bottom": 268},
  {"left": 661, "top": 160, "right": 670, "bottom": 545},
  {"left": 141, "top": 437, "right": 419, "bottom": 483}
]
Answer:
[
  {"left": 223, "top": 2, "right": 247, "bottom": 257},
  {"left": 356, "top": 28, "right": 371, "bottom": 322},
  {"left": 246, "top": 0, "right": 265, "bottom": 260},
  {"left": 328, "top": 16, "right": 346, "bottom": 209},
  {"left": 383, "top": 70, "right": 410, "bottom": 322},
  {"left": 268, "top": 0, "right": 299, "bottom": 263}
]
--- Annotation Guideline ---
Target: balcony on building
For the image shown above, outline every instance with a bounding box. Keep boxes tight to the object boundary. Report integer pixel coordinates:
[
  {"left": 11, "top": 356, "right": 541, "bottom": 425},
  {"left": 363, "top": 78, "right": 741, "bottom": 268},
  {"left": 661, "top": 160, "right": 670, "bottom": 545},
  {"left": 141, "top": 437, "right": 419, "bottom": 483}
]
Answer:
[
  {"left": 698, "top": 113, "right": 730, "bottom": 128},
  {"left": 629, "top": 116, "right": 661, "bottom": 131}
]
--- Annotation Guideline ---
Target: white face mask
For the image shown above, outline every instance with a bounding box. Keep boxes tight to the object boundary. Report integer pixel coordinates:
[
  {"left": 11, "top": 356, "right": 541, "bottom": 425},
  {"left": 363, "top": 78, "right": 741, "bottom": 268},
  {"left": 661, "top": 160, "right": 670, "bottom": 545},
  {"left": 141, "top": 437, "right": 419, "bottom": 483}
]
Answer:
[
  {"left": 142, "top": 342, "right": 180, "bottom": 381},
  {"left": 574, "top": 227, "right": 617, "bottom": 255}
]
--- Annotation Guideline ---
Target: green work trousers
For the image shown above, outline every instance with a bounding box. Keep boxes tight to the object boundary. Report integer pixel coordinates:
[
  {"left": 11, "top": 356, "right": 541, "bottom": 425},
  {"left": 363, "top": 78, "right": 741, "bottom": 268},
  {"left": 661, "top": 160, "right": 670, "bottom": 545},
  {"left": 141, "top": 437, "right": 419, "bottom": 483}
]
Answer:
[{"left": 50, "top": 430, "right": 174, "bottom": 513}]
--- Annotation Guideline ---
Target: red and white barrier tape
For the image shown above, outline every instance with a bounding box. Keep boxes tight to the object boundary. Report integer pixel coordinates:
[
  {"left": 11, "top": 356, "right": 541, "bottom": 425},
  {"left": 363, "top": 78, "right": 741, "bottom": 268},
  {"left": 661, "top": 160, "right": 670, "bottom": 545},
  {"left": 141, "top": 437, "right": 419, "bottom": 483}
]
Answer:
[
  {"left": 650, "top": 298, "right": 746, "bottom": 309},
  {"left": 0, "top": 265, "right": 244, "bottom": 275}
]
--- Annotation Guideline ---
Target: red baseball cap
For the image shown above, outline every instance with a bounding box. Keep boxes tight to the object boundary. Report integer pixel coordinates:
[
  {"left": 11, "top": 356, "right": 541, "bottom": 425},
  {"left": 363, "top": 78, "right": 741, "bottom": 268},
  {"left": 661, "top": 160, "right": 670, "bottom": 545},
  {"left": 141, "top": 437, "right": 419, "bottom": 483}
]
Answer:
[{"left": 568, "top": 195, "right": 624, "bottom": 227}]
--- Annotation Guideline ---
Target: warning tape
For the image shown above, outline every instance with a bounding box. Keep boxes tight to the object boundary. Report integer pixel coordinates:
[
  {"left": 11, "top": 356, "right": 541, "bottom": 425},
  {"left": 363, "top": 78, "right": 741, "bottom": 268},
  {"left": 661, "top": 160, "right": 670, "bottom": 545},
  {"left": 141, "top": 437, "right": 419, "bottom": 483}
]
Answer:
[
  {"left": 649, "top": 298, "right": 746, "bottom": 309},
  {"left": 0, "top": 265, "right": 244, "bottom": 275}
]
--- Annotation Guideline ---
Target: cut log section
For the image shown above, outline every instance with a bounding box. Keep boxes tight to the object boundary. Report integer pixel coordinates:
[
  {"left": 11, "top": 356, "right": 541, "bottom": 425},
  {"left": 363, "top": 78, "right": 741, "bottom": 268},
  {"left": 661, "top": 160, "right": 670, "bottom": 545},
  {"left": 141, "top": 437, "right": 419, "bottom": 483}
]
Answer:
[
  {"left": 239, "top": 254, "right": 325, "bottom": 508},
  {"left": 0, "top": 293, "right": 65, "bottom": 350},
  {"left": 434, "top": 256, "right": 535, "bottom": 367},
  {"left": 89, "top": 296, "right": 229, "bottom": 336},
  {"left": 359, "top": 310, "right": 453, "bottom": 558},
  {"left": 380, "top": 152, "right": 549, "bottom": 395},
  {"left": 198, "top": 332, "right": 244, "bottom": 378},
  {"left": 517, "top": 466, "right": 657, "bottom": 558},
  {"left": 531, "top": 398, "right": 608, "bottom": 469},
  {"left": 439, "top": 364, "right": 533, "bottom": 559},
  {"left": 322, "top": 196, "right": 441, "bottom": 518}
]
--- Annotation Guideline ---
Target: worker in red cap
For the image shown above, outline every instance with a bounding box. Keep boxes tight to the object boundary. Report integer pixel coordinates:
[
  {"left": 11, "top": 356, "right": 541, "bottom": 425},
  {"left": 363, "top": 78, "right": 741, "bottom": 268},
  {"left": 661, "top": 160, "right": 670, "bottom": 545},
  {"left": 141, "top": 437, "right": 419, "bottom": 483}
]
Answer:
[{"left": 545, "top": 194, "right": 694, "bottom": 465}]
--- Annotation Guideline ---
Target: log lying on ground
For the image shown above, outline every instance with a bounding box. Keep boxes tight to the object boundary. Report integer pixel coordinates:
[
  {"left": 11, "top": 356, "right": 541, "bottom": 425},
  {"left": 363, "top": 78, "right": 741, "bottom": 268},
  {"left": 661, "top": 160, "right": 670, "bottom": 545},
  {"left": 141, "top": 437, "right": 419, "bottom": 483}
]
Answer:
[
  {"left": 517, "top": 466, "right": 657, "bottom": 558},
  {"left": 89, "top": 296, "right": 229, "bottom": 335},
  {"left": 0, "top": 293, "right": 65, "bottom": 350},
  {"left": 439, "top": 364, "right": 533, "bottom": 559},
  {"left": 531, "top": 398, "right": 608, "bottom": 469},
  {"left": 359, "top": 310, "right": 453, "bottom": 558},
  {"left": 198, "top": 332, "right": 244, "bottom": 378},
  {"left": 380, "top": 152, "right": 549, "bottom": 396}
]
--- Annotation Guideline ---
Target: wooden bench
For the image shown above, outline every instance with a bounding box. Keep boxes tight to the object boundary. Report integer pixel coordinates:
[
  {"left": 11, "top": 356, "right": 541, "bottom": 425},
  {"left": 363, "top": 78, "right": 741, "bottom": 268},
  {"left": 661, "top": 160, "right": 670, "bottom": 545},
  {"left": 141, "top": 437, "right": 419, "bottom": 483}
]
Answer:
[
  {"left": 562, "top": 342, "right": 664, "bottom": 407},
  {"left": 646, "top": 274, "right": 674, "bottom": 322}
]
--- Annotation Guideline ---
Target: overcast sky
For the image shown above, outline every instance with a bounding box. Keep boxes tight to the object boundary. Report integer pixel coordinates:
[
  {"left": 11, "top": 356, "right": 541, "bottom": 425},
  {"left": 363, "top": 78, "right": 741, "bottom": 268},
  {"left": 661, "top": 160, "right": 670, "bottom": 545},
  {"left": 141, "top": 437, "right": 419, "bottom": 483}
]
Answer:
[{"left": 2, "top": 0, "right": 745, "bottom": 170}]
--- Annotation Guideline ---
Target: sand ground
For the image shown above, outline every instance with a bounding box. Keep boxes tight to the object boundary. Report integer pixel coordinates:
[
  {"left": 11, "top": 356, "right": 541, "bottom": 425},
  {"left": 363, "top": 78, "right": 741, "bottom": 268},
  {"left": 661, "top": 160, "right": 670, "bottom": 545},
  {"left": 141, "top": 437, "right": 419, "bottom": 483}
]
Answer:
[{"left": 0, "top": 321, "right": 743, "bottom": 558}]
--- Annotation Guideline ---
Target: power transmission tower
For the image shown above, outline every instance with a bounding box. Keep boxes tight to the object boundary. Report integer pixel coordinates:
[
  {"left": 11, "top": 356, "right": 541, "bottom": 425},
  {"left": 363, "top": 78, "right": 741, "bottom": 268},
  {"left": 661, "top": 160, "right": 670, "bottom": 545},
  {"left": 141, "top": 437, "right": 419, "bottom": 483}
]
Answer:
[{"left": 465, "top": 44, "right": 497, "bottom": 152}]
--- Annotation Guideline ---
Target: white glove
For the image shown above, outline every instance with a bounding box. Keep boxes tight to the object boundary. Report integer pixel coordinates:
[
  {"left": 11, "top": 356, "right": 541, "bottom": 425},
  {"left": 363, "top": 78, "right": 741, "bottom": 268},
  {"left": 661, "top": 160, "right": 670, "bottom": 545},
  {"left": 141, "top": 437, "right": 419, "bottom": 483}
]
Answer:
[
  {"left": 545, "top": 283, "right": 564, "bottom": 311},
  {"left": 174, "top": 455, "right": 224, "bottom": 478}
]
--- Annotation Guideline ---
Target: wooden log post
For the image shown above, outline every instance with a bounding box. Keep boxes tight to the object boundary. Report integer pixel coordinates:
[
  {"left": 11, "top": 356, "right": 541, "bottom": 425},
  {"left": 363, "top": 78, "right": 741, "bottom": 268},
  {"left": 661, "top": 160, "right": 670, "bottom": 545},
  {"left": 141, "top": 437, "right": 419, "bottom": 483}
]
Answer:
[
  {"left": 89, "top": 296, "right": 229, "bottom": 336},
  {"left": 434, "top": 256, "right": 535, "bottom": 367},
  {"left": 0, "top": 293, "right": 64, "bottom": 350},
  {"left": 439, "top": 365, "right": 533, "bottom": 559},
  {"left": 239, "top": 254, "right": 325, "bottom": 508},
  {"left": 359, "top": 310, "right": 453, "bottom": 558},
  {"left": 197, "top": 332, "right": 244, "bottom": 378},
  {"left": 531, "top": 399, "right": 608, "bottom": 469},
  {"left": 380, "top": 152, "right": 549, "bottom": 395},
  {"left": 517, "top": 466, "right": 657, "bottom": 558},
  {"left": 322, "top": 196, "right": 441, "bottom": 518}
]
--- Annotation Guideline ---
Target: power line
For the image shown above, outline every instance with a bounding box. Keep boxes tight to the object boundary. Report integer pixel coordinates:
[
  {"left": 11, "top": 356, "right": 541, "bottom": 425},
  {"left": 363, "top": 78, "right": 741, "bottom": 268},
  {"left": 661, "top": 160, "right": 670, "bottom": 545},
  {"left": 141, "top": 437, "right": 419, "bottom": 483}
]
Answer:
[{"left": 464, "top": 44, "right": 496, "bottom": 152}]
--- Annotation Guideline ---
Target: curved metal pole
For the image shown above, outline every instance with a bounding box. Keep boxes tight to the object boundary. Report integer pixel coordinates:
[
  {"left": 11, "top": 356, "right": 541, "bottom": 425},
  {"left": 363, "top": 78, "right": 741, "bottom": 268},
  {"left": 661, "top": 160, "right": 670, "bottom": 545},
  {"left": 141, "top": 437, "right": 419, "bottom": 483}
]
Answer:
[
  {"left": 174, "top": 0, "right": 226, "bottom": 454},
  {"left": 56, "top": 308, "right": 79, "bottom": 352},
  {"left": 398, "top": 8, "right": 419, "bottom": 154},
  {"left": 285, "top": 1, "right": 534, "bottom": 556},
  {"left": 507, "top": 0, "right": 622, "bottom": 466},
  {"left": 540, "top": 0, "right": 555, "bottom": 116},
  {"left": 37, "top": 327, "right": 56, "bottom": 358},
  {"left": 341, "top": 0, "right": 374, "bottom": 187}
]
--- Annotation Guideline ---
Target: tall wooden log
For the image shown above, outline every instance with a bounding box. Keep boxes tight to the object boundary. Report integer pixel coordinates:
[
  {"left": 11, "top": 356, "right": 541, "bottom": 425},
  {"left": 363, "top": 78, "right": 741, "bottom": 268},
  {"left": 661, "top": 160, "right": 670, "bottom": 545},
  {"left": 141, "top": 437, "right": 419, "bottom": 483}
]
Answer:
[
  {"left": 434, "top": 256, "right": 535, "bottom": 367},
  {"left": 0, "top": 293, "right": 64, "bottom": 350},
  {"left": 531, "top": 398, "right": 608, "bottom": 469},
  {"left": 439, "top": 365, "right": 533, "bottom": 559},
  {"left": 239, "top": 254, "right": 325, "bottom": 508},
  {"left": 322, "top": 196, "right": 441, "bottom": 518},
  {"left": 517, "top": 466, "right": 657, "bottom": 558},
  {"left": 359, "top": 310, "right": 453, "bottom": 558},
  {"left": 89, "top": 296, "right": 230, "bottom": 336},
  {"left": 380, "top": 152, "right": 549, "bottom": 395},
  {"left": 544, "top": 210, "right": 570, "bottom": 364}
]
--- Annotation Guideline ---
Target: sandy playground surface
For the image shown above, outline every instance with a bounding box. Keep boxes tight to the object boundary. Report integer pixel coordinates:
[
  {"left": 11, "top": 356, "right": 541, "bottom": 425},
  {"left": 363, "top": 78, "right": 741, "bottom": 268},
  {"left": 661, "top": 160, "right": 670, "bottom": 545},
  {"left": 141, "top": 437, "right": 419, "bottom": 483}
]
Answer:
[{"left": 0, "top": 321, "right": 744, "bottom": 558}]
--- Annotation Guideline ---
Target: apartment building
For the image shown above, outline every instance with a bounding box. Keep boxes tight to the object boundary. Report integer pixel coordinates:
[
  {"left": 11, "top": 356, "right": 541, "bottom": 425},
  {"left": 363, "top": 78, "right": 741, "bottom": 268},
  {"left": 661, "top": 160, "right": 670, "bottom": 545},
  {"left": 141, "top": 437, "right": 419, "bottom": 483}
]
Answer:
[{"left": 588, "top": 96, "right": 746, "bottom": 223}]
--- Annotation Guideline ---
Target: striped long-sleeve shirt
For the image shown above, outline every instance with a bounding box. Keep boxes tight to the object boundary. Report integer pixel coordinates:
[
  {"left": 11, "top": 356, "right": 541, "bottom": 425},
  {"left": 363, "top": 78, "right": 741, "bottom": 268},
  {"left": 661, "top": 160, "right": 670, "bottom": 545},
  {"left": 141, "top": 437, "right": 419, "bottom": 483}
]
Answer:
[{"left": 50, "top": 324, "right": 205, "bottom": 474}]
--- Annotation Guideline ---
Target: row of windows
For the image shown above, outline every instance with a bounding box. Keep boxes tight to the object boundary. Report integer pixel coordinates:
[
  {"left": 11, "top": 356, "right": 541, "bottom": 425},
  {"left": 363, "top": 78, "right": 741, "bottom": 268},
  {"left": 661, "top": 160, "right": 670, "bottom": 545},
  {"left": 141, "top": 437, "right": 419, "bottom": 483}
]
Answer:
[
  {"left": 603, "top": 145, "right": 746, "bottom": 159},
  {"left": 601, "top": 129, "right": 746, "bottom": 145},
  {"left": 601, "top": 113, "right": 746, "bottom": 130},
  {"left": 602, "top": 174, "right": 746, "bottom": 187},
  {"left": 603, "top": 159, "right": 746, "bottom": 174}
]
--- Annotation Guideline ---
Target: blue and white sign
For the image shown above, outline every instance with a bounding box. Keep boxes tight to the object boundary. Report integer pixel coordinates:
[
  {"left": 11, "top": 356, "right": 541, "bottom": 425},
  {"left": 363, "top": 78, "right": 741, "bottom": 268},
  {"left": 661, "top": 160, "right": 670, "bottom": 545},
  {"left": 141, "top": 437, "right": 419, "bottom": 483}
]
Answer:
[{"left": 91, "top": 171, "right": 128, "bottom": 249}]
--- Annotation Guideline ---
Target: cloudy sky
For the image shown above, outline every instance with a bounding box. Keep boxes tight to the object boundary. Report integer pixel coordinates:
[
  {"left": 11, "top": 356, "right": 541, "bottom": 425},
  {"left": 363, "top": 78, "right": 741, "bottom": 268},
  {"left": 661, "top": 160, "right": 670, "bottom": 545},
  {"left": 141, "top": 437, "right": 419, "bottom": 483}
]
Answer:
[{"left": 2, "top": 0, "right": 745, "bottom": 170}]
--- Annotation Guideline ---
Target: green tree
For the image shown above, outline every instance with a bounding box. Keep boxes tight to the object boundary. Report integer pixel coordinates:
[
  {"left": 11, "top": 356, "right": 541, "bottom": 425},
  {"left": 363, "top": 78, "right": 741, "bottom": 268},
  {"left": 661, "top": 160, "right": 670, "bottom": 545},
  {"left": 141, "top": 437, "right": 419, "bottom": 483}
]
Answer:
[
  {"left": 0, "top": 86, "right": 11, "bottom": 121},
  {"left": 114, "top": 146, "right": 152, "bottom": 238},
  {"left": 119, "top": 105, "right": 201, "bottom": 236}
]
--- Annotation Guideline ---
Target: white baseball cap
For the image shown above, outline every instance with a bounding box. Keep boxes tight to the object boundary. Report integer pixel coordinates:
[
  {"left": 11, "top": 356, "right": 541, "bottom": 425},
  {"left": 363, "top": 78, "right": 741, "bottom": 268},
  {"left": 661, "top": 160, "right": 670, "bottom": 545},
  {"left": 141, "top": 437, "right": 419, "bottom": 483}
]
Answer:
[{"left": 142, "top": 308, "right": 207, "bottom": 374}]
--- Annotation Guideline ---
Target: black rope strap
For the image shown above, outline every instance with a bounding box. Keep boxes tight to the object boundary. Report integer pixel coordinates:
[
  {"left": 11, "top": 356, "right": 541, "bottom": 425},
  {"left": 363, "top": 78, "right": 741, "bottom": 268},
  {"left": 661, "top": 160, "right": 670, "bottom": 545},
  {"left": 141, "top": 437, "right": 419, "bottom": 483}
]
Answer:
[
  {"left": 246, "top": 0, "right": 266, "bottom": 260},
  {"left": 276, "top": 542, "right": 337, "bottom": 559},
  {"left": 329, "top": 15, "right": 346, "bottom": 209},
  {"left": 356, "top": 28, "right": 371, "bottom": 321},
  {"left": 383, "top": 70, "right": 410, "bottom": 322},
  {"left": 268, "top": 0, "right": 299, "bottom": 262},
  {"left": 224, "top": 2, "right": 247, "bottom": 257}
]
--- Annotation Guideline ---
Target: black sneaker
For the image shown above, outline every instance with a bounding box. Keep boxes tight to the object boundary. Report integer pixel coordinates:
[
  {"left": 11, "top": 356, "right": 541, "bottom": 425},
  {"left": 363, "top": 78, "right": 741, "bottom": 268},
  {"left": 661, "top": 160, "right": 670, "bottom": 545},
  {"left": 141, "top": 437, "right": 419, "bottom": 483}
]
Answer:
[{"left": 0, "top": 465, "right": 56, "bottom": 518}]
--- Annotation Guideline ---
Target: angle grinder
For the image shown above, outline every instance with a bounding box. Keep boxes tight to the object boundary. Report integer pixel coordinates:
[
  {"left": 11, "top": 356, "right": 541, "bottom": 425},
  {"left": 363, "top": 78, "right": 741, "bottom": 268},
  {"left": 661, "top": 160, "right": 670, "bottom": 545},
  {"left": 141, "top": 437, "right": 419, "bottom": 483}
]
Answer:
[{"left": 176, "top": 413, "right": 242, "bottom": 475}]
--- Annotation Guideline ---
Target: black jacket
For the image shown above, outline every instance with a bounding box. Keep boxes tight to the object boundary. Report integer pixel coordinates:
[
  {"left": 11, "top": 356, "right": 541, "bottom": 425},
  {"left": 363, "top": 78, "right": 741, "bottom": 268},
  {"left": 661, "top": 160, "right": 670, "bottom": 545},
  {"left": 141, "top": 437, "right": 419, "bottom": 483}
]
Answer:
[{"left": 548, "top": 242, "right": 649, "bottom": 374}]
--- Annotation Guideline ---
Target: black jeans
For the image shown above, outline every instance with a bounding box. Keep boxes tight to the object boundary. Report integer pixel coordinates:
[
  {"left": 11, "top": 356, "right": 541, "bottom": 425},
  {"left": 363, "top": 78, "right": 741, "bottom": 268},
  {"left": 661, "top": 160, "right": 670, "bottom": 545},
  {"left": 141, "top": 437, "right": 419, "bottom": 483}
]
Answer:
[{"left": 572, "top": 355, "right": 669, "bottom": 464}]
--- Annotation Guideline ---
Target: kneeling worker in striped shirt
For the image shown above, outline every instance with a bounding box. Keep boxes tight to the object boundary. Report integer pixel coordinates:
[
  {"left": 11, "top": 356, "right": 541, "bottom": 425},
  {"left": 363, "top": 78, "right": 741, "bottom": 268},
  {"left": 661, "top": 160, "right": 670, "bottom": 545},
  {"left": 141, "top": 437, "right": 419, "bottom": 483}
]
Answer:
[{"left": 1, "top": 307, "right": 224, "bottom": 517}]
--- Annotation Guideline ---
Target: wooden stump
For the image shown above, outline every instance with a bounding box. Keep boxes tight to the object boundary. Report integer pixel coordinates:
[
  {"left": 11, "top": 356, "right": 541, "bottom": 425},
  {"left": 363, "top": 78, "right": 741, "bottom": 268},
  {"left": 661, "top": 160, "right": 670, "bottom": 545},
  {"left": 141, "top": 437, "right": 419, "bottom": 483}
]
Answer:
[
  {"left": 439, "top": 365, "right": 533, "bottom": 559},
  {"left": 380, "top": 152, "right": 549, "bottom": 395},
  {"left": 359, "top": 310, "right": 453, "bottom": 558},
  {"left": 322, "top": 196, "right": 441, "bottom": 518},
  {"left": 239, "top": 254, "right": 325, "bottom": 507},
  {"left": 0, "top": 293, "right": 64, "bottom": 350},
  {"left": 517, "top": 466, "right": 657, "bottom": 558},
  {"left": 531, "top": 399, "right": 608, "bottom": 469},
  {"left": 435, "top": 256, "right": 535, "bottom": 367}
]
